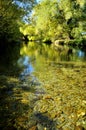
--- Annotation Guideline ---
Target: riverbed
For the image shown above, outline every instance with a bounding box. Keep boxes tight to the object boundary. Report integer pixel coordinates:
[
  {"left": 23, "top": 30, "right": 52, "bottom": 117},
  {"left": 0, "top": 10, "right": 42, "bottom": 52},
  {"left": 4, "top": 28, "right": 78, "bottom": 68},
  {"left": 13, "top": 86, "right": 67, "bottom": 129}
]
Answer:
[{"left": 0, "top": 42, "right": 86, "bottom": 130}]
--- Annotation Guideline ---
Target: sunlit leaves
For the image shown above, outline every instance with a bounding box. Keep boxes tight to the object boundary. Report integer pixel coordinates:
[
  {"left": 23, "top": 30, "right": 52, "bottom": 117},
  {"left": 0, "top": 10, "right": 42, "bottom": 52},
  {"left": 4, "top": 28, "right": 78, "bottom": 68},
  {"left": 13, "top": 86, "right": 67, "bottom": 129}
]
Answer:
[
  {"left": 65, "top": 12, "right": 72, "bottom": 20},
  {"left": 20, "top": 24, "right": 35, "bottom": 35},
  {"left": 32, "top": 0, "right": 59, "bottom": 41},
  {"left": 30, "top": 0, "right": 86, "bottom": 42},
  {"left": 76, "top": 0, "right": 85, "bottom": 7}
]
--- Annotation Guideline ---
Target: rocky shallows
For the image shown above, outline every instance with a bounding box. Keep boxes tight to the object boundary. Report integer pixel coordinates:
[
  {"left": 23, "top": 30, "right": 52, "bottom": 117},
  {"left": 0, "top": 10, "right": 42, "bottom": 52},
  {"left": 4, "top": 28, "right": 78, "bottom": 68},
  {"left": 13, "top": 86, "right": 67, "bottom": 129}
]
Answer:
[{"left": 0, "top": 62, "right": 86, "bottom": 130}]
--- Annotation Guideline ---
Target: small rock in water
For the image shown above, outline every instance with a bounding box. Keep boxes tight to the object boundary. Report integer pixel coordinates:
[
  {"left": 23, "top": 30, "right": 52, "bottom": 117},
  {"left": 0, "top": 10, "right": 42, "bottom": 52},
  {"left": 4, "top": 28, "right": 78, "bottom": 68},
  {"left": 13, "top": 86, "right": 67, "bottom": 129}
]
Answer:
[
  {"left": 44, "top": 127, "right": 47, "bottom": 130},
  {"left": 37, "top": 123, "right": 44, "bottom": 130},
  {"left": 29, "top": 125, "right": 38, "bottom": 130},
  {"left": 75, "top": 126, "right": 85, "bottom": 130},
  {"left": 28, "top": 120, "right": 37, "bottom": 128}
]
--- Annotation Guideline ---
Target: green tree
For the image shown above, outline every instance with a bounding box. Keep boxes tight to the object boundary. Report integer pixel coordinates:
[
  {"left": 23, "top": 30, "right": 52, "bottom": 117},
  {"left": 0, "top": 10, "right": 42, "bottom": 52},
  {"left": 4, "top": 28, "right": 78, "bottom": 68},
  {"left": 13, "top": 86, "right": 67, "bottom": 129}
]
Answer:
[
  {"left": 0, "top": 0, "right": 36, "bottom": 44},
  {"left": 32, "top": 0, "right": 58, "bottom": 41},
  {"left": 31, "top": 0, "right": 86, "bottom": 43},
  {"left": 58, "top": 0, "right": 86, "bottom": 40}
]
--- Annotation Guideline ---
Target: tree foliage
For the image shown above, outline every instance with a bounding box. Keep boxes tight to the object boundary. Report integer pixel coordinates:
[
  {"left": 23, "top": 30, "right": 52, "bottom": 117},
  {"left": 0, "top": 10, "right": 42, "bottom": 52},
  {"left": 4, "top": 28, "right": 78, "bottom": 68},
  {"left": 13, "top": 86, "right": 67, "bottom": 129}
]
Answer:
[
  {"left": 1, "top": 0, "right": 86, "bottom": 45},
  {"left": 30, "top": 0, "right": 86, "bottom": 43},
  {"left": 0, "top": 0, "right": 36, "bottom": 44}
]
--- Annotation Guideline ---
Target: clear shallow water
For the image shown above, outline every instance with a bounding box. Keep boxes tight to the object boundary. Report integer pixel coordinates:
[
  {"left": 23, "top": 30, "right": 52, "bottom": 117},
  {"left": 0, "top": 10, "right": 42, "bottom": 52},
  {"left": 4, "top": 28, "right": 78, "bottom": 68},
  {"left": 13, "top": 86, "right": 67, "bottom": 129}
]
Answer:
[
  {"left": 18, "top": 42, "right": 86, "bottom": 79},
  {"left": 0, "top": 42, "right": 86, "bottom": 130}
]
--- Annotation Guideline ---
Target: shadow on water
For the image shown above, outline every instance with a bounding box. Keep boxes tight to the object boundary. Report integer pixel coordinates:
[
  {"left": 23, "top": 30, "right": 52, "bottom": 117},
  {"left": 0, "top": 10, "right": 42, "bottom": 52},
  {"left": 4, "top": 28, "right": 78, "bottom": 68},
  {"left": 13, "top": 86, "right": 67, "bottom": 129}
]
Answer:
[
  {"left": 0, "top": 69, "right": 37, "bottom": 130},
  {"left": 0, "top": 73, "right": 57, "bottom": 130},
  {"left": 1, "top": 83, "right": 27, "bottom": 128},
  {"left": 29, "top": 112, "right": 57, "bottom": 130}
]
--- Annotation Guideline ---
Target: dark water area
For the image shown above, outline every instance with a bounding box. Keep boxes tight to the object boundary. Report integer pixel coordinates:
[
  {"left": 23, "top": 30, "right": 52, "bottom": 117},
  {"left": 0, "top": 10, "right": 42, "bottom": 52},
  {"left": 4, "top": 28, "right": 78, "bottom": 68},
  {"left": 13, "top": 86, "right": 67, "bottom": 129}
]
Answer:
[{"left": 0, "top": 42, "right": 86, "bottom": 130}]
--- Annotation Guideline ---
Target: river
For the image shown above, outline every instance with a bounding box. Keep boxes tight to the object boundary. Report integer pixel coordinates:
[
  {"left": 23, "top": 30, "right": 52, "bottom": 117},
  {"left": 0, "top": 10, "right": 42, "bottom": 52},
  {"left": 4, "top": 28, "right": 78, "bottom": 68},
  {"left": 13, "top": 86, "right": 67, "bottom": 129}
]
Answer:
[{"left": 0, "top": 42, "right": 86, "bottom": 130}]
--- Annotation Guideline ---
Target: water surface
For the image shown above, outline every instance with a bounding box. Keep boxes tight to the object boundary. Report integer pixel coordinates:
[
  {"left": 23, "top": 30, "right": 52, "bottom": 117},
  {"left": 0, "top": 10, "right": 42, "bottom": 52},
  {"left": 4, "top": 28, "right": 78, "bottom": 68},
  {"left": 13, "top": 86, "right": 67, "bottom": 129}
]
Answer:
[{"left": 0, "top": 42, "right": 86, "bottom": 130}]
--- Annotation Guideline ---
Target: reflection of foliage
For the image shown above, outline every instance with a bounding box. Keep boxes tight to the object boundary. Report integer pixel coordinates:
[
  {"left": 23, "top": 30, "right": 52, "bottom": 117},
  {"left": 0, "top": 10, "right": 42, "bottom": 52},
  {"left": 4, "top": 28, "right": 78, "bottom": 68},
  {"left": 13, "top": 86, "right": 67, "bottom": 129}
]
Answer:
[
  {"left": 0, "top": 43, "right": 21, "bottom": 75},
  {"left": 20, "top": 42, "right": 85, "bottom": 63},
  {"left": 0, "top": 74, "right": 36, "bottom": 129}
]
